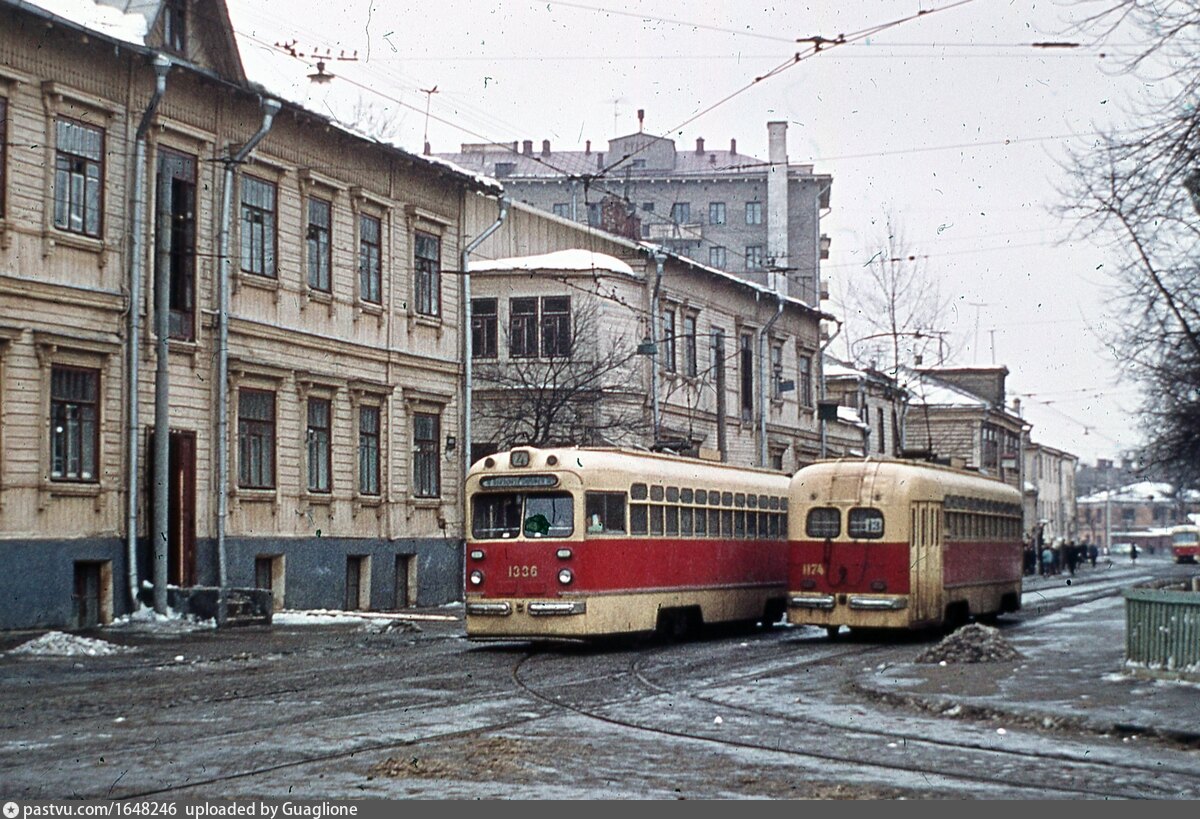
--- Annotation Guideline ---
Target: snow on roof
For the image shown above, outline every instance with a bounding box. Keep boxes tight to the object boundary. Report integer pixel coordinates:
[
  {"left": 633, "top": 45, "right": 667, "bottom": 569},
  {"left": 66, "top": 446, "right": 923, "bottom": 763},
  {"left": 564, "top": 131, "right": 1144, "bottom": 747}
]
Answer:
[
  {"left": 901, "top": 369, "right": 988, "bottom": 408},
  {"left": 20, "top": 0, "right": 152, "bottom": 46},
  {"left": 469, "top": 249, "right": 635, "bottom": 275},
  {"left": 1078, "top": 481, "right": 1181, "bottom": 504},
  {"left": 835, "top": 405, "right": 867, "bottom": 428},
  {"left": 823, "top": 361, "right": 863, "bottom": 379}
]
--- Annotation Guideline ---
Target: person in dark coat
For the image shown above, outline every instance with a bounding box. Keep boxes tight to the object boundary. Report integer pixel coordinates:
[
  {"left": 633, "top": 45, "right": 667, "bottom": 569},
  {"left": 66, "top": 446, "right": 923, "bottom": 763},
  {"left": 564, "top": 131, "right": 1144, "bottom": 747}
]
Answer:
[
  {"left": 1087, "top": 539, "right": 1098, "bottom": 568},
  {"left": 1065, "top": 541, "right": 1078, "bottom": 576}
]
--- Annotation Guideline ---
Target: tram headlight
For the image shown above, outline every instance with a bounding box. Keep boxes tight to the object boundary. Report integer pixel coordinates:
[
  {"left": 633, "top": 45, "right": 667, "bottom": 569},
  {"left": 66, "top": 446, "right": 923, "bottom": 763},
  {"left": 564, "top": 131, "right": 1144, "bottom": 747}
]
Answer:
[
  {"left": 469, "top": 569, "right": 485, "bottom": 586},
  {"left": 556, "top": 548, "right": 573, "bottom": 559},
  {"left": 557, "top": 568, "right": 574, "bottom": 585}
]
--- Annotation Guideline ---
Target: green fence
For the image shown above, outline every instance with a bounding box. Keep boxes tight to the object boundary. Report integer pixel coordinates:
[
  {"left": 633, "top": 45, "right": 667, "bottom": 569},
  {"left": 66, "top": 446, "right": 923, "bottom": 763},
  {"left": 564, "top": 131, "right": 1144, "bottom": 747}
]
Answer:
[{"left": 1123, "top": 582, "right": 1200, "bottom": 681}]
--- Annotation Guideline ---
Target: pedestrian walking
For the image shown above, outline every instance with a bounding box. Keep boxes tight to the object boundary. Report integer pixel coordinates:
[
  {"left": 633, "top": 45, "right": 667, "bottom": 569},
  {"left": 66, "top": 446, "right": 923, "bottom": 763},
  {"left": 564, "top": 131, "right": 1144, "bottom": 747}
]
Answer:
[
  {"left": 1087, "top": 540, "right": 1098, "bottom": 568},
  {"left": 1065, "top": 541, "right": 1078, "bottom": 576},
  {"left": 1130, "top": 542, "right": 1139, "bottom": 563},
  {"left": 1041, "top": 546, "right": 1054, "bottom": 577}
]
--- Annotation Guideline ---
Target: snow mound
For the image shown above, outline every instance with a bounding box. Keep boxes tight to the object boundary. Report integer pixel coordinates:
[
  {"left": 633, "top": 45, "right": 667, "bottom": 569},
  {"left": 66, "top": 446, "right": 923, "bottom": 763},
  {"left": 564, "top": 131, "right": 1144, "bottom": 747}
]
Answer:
[
  {"left": 914, "top": 624, "right": 1023, "bottom": 664},
  {"left": 9, "top": 632, "right": 137, "bottom": 657}
]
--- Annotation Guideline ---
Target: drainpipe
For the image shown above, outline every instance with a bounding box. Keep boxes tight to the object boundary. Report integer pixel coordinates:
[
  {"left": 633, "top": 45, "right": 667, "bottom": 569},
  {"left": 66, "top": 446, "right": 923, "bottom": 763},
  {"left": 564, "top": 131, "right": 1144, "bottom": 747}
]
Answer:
[
  {"left": 216, "top": 97, "right": 281, "bottom": 593},
  {"left": 650, "top": 250, "right": 666, "bottom": 446},
  {"left": 462, "top": 195, "right": 508, "bottom": 479},
  {"left": 757, "top": 292, "right": 784, "bottom": 467},
  {"left": 126, "top": 54, "right": 170, "bottom": 613}
]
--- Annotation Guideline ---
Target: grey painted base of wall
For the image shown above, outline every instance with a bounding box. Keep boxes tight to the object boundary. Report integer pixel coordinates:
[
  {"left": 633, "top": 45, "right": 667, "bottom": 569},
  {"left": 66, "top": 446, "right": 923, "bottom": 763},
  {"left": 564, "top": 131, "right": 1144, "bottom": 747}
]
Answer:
[{"left": 0, "top": 535, "right": 464, "bottom": 631}]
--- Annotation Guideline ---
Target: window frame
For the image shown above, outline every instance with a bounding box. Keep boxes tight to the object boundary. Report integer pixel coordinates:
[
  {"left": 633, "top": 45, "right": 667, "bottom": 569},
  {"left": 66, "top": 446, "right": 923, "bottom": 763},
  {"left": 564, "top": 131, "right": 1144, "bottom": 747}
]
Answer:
[
  {"left": 670, "top": 202, "right": 691, "bottom": 224},
  {"left": 358, "top": 403, "right": 381, "bottom": 496},
  {"left": 661, "top": 307, "right": 676, "bottom": 373},
  {"left": 306, "top": 196, "right": 333, "bottom": 293},
  {"left": 471, "top": 298, "right": 498, "bottom": 359},
  {"left": 237, "top": 388, "right": 276, "bottom": 490},
  {"left": 49, "top": 364, "right": 100, "bottom": 483},
  {"left": 745, "top": 201, "right": 763, "bottom": 225},
  {"left": 157, "top": 148, "right": 198, "bottom": 342},
  {"left": 413, "top": 230, "right": 441, "bottom": 316},
  {"left": 708, "top": 201, "right": 726, "bottom": 225},
  {"left": 239, "top": 175, "right": 277, "bottom": 278},
  {"left": 53, "top": 117, "right": 105, "bottom": 239},
  {"left": 745, "top": 245, "right": 764, "bottom": 270},
  {"left": 412, "top": 411, "right": 441, "bottom": 498},
  {"left": 358, "top": 212, "right": 383, "bottom": 305},
  {"left": 510, "top": 296, "right": 539, "bottom": 358},
  {"left": 540, "top": 296, "right": 571, "bottom": 359},
  {"left": 306, "top": 396, "right": 332, "bottom": 494},
  {"left": 683, "top": 313, "right": 698, "bottom": 378}
]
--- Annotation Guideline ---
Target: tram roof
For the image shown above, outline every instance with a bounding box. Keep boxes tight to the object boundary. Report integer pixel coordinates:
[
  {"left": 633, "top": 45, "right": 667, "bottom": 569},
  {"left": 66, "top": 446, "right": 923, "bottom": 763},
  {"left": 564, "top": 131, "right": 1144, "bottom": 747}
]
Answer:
[{"left": 791, "top": 458, "right": 1022, "bottom": 504}]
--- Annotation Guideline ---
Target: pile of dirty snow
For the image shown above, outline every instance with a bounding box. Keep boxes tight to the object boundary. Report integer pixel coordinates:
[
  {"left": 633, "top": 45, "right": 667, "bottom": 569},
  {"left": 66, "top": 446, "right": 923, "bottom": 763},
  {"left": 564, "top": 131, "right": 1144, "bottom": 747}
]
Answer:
[
  {"left": 8, "top": 632, "right": 137, "bottom": 657},
  {"left": 915, "top": 623, "right": 1023, "bottom": 664}
]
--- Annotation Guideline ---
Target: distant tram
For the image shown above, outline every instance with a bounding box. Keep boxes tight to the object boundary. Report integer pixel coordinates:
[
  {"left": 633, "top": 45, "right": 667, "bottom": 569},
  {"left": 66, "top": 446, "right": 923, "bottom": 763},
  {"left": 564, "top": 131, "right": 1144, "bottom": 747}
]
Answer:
[
  {"left": 464, "top": 447, "right": 791, "bottom": 640},
  {"left": 1170, "top": 524, "right": 1200, "bottom": 564},
  {"left": 787, "top": 459, "right": 1024, "bottom": 636}
]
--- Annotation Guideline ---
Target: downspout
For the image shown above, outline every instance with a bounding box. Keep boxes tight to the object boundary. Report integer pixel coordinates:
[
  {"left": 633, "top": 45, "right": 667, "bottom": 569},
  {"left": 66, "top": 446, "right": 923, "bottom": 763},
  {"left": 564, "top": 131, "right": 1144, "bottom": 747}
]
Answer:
[
  {"left": 649, "top": 250, "right": 666, "bottom": 446},
  {"left": 463, "top": 195, "right": 508, "bottom": 480},
  {"left": 216, "top": 97, "right": 281, "bottom": 592},
  {"left": 757, "top": 293, "right": 784, "bottom": 467},
  {"left": 125, "top": 53, "right": 170, "bottom": 612}
]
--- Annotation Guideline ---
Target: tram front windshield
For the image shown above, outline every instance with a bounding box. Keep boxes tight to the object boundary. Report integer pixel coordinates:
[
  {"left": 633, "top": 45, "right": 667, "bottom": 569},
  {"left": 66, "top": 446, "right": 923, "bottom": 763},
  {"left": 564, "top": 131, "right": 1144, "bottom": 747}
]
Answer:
[
  {"left": 1173, "top": 530, "right": 1199, "bottom": 546},
  {"left": 472, "top": 492, "right": 574, "bottom": 539}
]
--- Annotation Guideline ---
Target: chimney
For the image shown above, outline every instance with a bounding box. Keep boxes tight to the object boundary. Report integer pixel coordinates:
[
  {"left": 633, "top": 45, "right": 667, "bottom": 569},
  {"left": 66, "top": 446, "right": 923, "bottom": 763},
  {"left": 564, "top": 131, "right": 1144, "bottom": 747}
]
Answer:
[
  {"left": 585, "top": 140, "right": 591, "bottom": 154},
  {"left": 637, "top": 108, "right": 644, "bottom": 132},
  {"left": 522, "top": 139, "right": 533, "bottom": 155},
  {"left": 695, "top": 137, "right": 705, "bottom": 154},
  {"left": 423, "top": 141, "right": 431, "bottom": 155},
  {"left": 730, "top": 138, "right": 737, "bottom": 155},
  {"left": 542, "top": 139, "right": 550, "bottom": 156},
  {"left": 766, "top": 121, "right": 789, "bottom": 297}
]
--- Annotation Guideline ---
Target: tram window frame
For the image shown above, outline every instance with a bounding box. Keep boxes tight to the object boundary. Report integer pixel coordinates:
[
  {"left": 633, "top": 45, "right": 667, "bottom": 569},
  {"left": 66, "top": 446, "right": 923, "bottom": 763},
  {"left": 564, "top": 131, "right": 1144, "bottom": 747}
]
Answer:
[
  {"left": 680, "top": 506, "right": 693, "bottom": 536},
  {"left": 735, "top": 493, "right": 746, "bottom": 507},
  {"left": 805, "top": 507, "right": 841, "bottom": 539},
  {"left": 650, "top": 485, "right": 665, "bottom": 502},
  {"left": 665, "top": 504, "right": 679, "bottom": 536},
  {"left": 666, "top": 486, "right": 680, "bottom": 503},
  {"left": 710, "top": 508, "right": 722, "bottom": 536},
  {"left": 747, "top": 494, "right": 757, "bottom": 509},
  {"left": 471, "top": 493, "right": 523, "bottom": 540},
  {"left": 630, "top": 503, "right": 649, "bottom": 534},
  {"left": 848, "top": 507, "right": 884, "bottom": 539},
  {"left": 681, "top": 488, "right": 694, "bottom": 504},
  {"left": 523, "top": 493, "right": 575, "bottom": 538},
  {"left": 768, "top": 513, "right": 779, "bottom": 539},
  {"left": 585, "top": 491, "right": 627, "bottom": 535},
  {"left": 631, "top": 483, "right": 648, "bottom": 501},
  {"left": 695, "top": 505, "right": 707, "bottom": 536},
  {"left": 650, "top": 504, "right": 664, "bottom": 535},
  {"left": 746, "top": 510, "right": 757, "bottom": 538},
  {"left": 722, "top": 492, "right": 733, "bottom": 507},
  {"left": 769, "top": 496, "right": 780, "bottom": 511},
  {"left": 728, "top": 509, "right": 739, "bottom": 537},
  {"left": 695, "top": 489, "right": 707, "bottom": 505}
]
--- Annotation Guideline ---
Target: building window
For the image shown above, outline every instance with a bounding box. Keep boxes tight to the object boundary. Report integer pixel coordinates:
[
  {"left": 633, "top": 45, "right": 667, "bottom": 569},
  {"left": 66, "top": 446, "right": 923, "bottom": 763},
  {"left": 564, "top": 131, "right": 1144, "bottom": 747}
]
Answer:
[
  {"left": 493, "top": 162, "right": 515, "bottom": 177},
  {"left": 798, "top": 355, "right": 813, "bottom": 407},
  {"left": 541, "top": 296, "right": 571, "bottom": 358},
  {"left": 238, "top": 388, "right": 276, "bottom": 489},
  {"left": 740, "top": 332, "right": 754, "bottom": 422},
  {"left": 661, "top": 308, "right": 676, "bottom": 373},
  {"left": 877, "top": 406, "right": 886, "bottom": 454},
  {"left": 586, "top": 202, "right": 601, "bottom": 226},
  {"left": 359, "top": 214, "right": 382, "bottom": 304},
  {"left": 50, "top": 366, "right": 99, "bottom": 482},
  {"left": 709, "top": 246, "right": 727, "bottom": 268},
  {"left": 641, "top": 202, "right": 654, "bottom": 213},
  {"left": 709, "top": 202, "right": 726, "bottom": 225},
  {"left": 745, "top": 245, "right": 764, "bottom": 270},
  {"left": 162, "top": 0, "right": 187, "bottom": 54},
  {"left": 306, "top": 197, "right": 332, "bottom": 292},
  {"left": 412, "top": 412, "right": 440, "bottom": 498},
  {"left": 358, "top": 404, "right": 381, "bottom": 496},
  {"left": 472, "top": 298, "right": 498, "bottom": 359},
  {"left": 631, "top": 159, "right": 646, "bottom": 169},
  {"left": 670, "top": 202, "right": 691, "bottom": 224},
  {"left": 771, "top": 342, "right": 783, "bottom": 399},
  {"left": 510, "top": 297, "right": 538, "bottom": 357},
  {"left": 552, "top": 203, "right": 570, "bottom": 218},
  {"left": 158, "top": 149, "right": 197, "bottom": 341},
  {"left": 54, "top": 118, "right": 104, "bottom": 238},
  {"left": 240, "top": 176, "right": 276, "bottom": 277},
  {"left": 745, "top": 201, "right": 763, "bottom": 225},
  {"left": 683, "top": 314, "right": 698, "bottom": 378},
  {"left": 306, "top": 397, "right": 332, "bottom": 493},
  {"left": 414, "top": 231, "right": 440, "bottom": 316}
]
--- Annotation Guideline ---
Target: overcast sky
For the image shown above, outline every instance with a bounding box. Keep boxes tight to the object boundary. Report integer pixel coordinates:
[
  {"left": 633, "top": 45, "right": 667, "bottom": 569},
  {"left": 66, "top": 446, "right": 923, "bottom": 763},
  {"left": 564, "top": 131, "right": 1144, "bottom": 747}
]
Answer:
[{"left": 226, "top": 0, "right": 1155, "bottom": 465}]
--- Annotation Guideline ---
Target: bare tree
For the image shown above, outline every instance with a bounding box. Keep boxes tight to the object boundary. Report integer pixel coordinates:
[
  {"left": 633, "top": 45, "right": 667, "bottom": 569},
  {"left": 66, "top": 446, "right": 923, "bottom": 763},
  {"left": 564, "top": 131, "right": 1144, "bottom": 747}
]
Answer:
[
  {"left": 473, "top": 294, "right": 644, "bottom": 448},
  {"left": 838, "top": 213, "right": 954, "bottom": 374},
  {"left": 1063, "top": 1, "right": 1200, "bottom": 487}
]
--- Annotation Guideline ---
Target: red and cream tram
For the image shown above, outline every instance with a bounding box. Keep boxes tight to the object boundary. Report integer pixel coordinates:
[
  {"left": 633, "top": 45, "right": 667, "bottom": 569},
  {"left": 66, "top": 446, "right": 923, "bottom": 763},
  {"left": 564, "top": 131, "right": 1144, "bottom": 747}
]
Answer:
[
  {"left": 464, "top": 447, "right": 791, "bottom": 640},
  {"left": 787, "top": 459, "right": 1024, "bottom": 636},
  {"left": 1170, "top": 524, "right": 1200, "bottom": 563}
]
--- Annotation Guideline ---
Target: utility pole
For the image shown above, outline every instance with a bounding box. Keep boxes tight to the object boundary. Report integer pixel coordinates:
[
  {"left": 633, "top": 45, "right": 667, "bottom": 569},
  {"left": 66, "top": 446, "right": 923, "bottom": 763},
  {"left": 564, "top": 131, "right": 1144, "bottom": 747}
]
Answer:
[{"left": 152, "top": 170, "right": 172, "bottom": 614}]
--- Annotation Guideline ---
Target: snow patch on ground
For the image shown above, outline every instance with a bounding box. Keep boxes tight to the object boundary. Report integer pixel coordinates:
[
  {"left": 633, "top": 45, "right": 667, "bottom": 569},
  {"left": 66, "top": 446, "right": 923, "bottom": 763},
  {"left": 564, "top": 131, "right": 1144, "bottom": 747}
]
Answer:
[
  {"left": 105, "top": 606, "right": 216, "bottom": 634},
  {"left": 8, "top": 632, "right": 137, "bottom": 657}
]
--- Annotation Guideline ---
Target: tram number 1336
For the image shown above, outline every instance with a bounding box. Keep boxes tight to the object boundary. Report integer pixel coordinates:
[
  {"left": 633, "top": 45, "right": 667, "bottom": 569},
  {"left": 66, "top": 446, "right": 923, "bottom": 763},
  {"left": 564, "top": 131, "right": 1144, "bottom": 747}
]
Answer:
[{"left": 507, "top": 565, "right": 538, "bottom": 578}]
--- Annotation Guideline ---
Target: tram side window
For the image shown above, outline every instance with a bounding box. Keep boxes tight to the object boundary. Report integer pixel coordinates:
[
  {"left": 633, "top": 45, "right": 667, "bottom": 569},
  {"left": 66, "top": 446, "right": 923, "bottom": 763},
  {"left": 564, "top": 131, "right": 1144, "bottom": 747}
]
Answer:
[
  {"left": 472, "top": 494, "right": 522, "bottom": 539},
  {"left": 694, "top": 503, "right": 707, "bottom": 536},
  {"left": 665, "top": 504, "right": 680, "bottom": 536},
  {"left": 630, "top": 502, "right": 648, "bottom": 534},
  {"left": 650, "top": 504, "right": 665, "bottom": 535},
  {"left": 806, "top": 507, "right": 841, "bottom": 538},
  {"left": 524, "top": 493, "right": 574, "bottom": 538},
  {"left": 680, "top": 505, "right": 693, "bottom": 536},
  {"left": 709, "top": 507, "right": 721, "bottom": 537},
  {"left": 585, "top": 492, "right": 627, "bottom": 534},
  {"left": 848, "top": 508, "right": 884, "bottom": 539}
]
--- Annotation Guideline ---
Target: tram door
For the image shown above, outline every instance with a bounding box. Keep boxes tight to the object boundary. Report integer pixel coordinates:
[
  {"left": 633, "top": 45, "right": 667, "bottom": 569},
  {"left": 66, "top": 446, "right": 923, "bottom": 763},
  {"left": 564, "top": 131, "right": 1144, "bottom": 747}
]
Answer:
[{"left": 909, "top": 502, "right": 943, "bottom": 624}]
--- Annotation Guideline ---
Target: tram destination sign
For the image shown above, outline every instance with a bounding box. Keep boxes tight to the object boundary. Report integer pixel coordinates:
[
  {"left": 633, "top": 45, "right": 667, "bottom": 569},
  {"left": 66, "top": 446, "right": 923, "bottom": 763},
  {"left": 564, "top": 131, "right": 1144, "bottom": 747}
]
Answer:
[{"left": 479, "top": 474, "right": 559, "bottom": 489}]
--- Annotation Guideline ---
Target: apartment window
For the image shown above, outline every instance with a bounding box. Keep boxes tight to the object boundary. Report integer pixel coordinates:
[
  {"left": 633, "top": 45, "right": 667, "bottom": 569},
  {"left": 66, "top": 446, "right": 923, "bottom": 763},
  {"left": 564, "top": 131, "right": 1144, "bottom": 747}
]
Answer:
[
  {"left": 641, "top": 202, "right": 655, "bottom": 213},
  {"left": 771, "top": 342, "right": 783, "bottom": 399},
  {"left": 510, "top": 297, "right": 538, "bottom": 357},
  {"left": 240, "top": 176, "right": 276, "bottom": 277},
  {"left": 414, "top": 231, "right": 440, "bottom": 316},
  {"left": 306, "top": 197, "right": 332, "bottom": 292},
  {"left": 745, "top": 245, "right": 763, "bottom": 270},
  {"left": 709, "top": 202, "right": 726, "bottom": 225},
  {"left": 472, "top": 298, "right": 498, "bottom": 359},
  {"left": 50, "top": 366, "right": 99, "bottom": 482},
  {"left": 552, "top": 203, "right": 570, "bottom": 218},
  {"left": 413, "top": 412, "right": 440, "bottom": 498},
  {"left": 54, "top": 118, "right": 104, "bottom": 238},
  {"left": 358, "top": 404, "right": 381, "bottom": 496},
  {"left": 740, "top": 332, "right": 754, "bottom": 422},
  {"left": 877, "top": 406, "right": 886, "bottom": 454},
  {"left": 359, "top": 214, "right": 382, "bottom": 304},
  {"left": 745, "top": 201, "right": 763, "bottom": 225},
  {"left": 798, "top": 355, "right": 813, "bottom": 407},
  {"left": 163, "top": 0, "right": 187, "bottom": 54},
  {"left": 542, "top": 296, "right": 571, "bottom": 358},
  {"left": 683, "top": 314, "right": 698, "bottom": 378},
  {"left": 709, "top": 246, "right": 726, "bottom": 268},
  {"left": 157, "top": 149, "right": 197, "bottom": 341},
  {"left": 238, "top": 388, "right": 275, "bottom": 489},
  {"left": 661, "top": 308, "right": 676, "bottom": 373},
  {"left": 307, "top": 397, "right": 332, "bottom": 493},
  {"left": 670, "top": 202, "right": 691, "bottom": 224}
]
